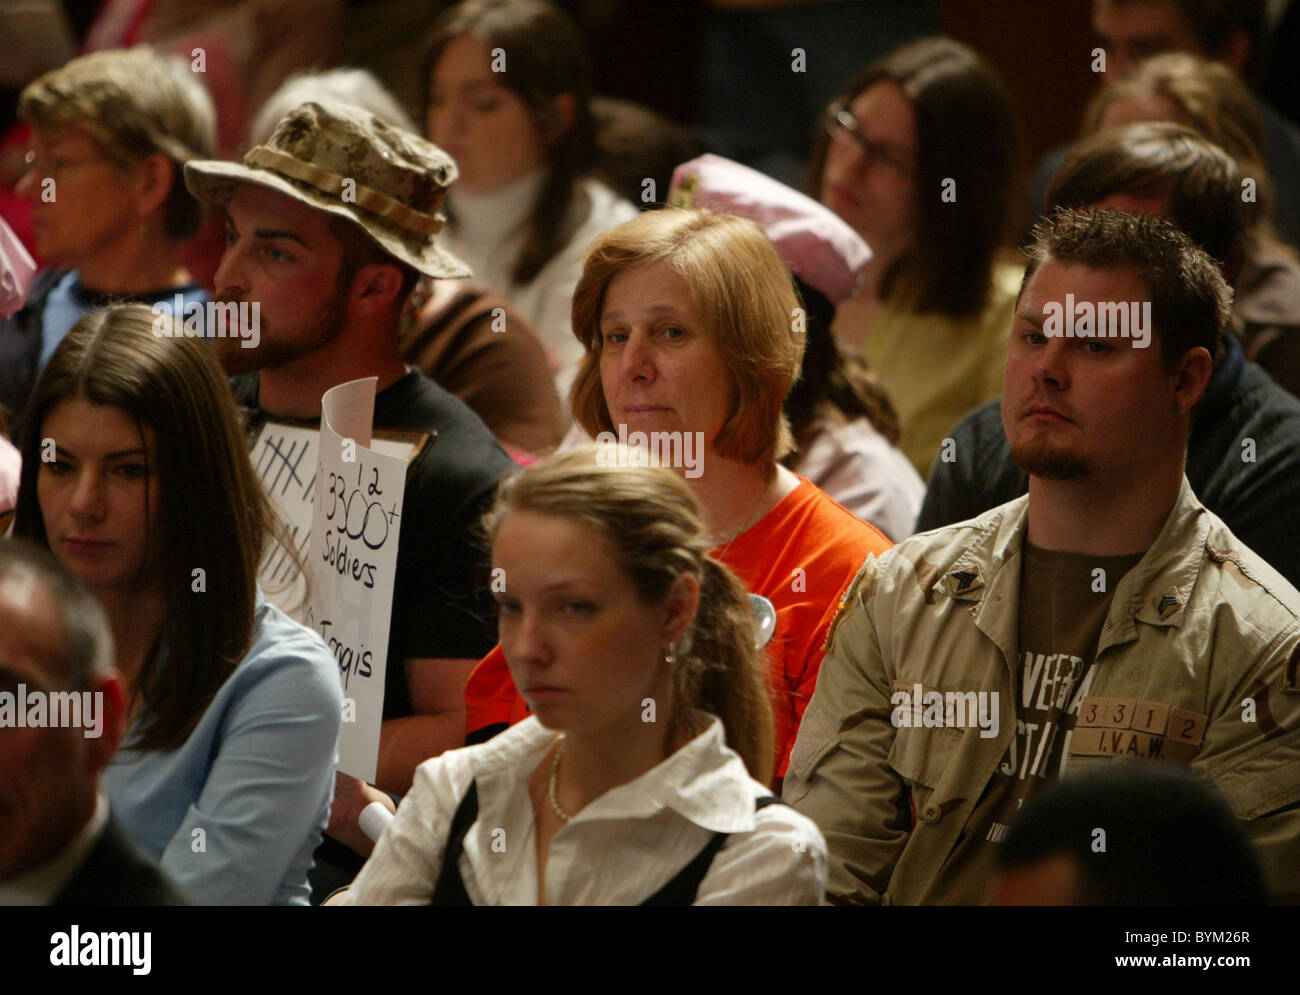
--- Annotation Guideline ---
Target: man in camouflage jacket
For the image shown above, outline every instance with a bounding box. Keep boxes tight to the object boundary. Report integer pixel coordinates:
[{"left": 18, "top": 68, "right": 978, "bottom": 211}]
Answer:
[{"left": 786, "top": 208, "right": 1300, "bottom": 904}]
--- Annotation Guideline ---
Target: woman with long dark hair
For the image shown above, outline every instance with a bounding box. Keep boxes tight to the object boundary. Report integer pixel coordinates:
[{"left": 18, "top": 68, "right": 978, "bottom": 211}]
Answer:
[
  {"left": 12, "top": 303, "right": 341, "bottom": 905},
  {"left": 808, "top": 37, "right": 1021, "bottom": 475},
  {"left": 422, "top": 0, "right": 638, "bottom": 394}
]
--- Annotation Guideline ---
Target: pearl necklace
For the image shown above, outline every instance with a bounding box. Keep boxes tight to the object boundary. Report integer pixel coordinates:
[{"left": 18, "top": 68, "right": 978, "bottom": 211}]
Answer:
[{"left": 548, "top": 740, "right": 571, "bottom": 822}]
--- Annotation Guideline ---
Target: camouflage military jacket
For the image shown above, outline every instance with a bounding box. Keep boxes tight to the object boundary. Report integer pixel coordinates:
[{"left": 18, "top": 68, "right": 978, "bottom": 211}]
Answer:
[{"left": 785, "top": 476, "right": 1300, "bottom": 904}]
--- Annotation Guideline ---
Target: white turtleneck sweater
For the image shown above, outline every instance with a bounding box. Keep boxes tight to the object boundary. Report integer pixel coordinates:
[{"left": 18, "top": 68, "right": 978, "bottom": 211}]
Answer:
[{"left": 441, "top": 172, "right": 638, "bottom": 401}]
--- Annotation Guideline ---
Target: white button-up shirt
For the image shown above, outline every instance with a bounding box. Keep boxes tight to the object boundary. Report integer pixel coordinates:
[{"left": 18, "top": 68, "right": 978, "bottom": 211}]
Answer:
[{"left": 345, "top": 715, "right": 827, "bottom": 905}]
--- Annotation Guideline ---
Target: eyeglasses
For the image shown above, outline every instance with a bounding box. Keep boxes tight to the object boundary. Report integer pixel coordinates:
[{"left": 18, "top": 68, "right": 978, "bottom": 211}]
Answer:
[{"left": 824, "top": 103, "right": 915, "bottom": 177}]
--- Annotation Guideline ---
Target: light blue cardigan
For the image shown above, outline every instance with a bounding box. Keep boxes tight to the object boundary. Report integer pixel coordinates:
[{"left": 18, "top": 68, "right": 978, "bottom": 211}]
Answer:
[{"left": 102, "top": 597, "right": 342, "bottom": 905}]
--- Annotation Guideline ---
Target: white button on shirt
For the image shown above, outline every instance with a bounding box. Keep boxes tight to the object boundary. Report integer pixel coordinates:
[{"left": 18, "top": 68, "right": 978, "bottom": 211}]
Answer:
[{"left": 345, "top": 715, "right": 827, "bottom": 905}]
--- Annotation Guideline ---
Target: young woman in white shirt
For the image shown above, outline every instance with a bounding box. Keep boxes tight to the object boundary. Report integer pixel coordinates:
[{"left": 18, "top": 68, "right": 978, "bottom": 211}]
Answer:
[
  {"left": 421, "top": 0, "right": 638, "bottom": 397},
  {"left": 345, "top": 446, "right": 827, "bottom": 905}
]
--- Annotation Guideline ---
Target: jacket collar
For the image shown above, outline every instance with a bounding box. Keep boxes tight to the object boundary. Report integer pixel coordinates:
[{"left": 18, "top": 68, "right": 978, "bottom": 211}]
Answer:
[{"left": 937, "top": 475, "right": 1210, "bottom": 659}]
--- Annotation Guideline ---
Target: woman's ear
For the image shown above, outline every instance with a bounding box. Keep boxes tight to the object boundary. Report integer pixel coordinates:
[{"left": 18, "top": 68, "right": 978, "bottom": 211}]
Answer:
[
  {"left": 132, "top": 152, "right": 176, "bottom": 221},
  {"left": 663, "top": 572, "right": 700, "bottom": 647},
  {"left": 541, "top": 92, "right": 578, "bottom": 146}
]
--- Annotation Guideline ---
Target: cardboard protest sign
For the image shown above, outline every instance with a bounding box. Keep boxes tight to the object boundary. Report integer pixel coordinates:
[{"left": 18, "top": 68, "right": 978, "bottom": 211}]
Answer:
[
  {"left": 253, "top": 423, "right": 421, "bottom": 621},
  {"left": 239, "top": 378, "right": 420, "bottom": 783},
  {"left": 308, "top": 378, "right": 417, "bottom": 781}
]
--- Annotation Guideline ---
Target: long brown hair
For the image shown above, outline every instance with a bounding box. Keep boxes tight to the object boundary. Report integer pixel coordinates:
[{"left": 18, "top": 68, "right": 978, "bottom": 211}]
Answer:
[
  {"left": 805, "top": 37, "right": 1019, "bottom": 316},
  {"left": 481, "top": 446, "right": 775, "bottom": 784},
  {"left": 422, "top": 0, "right": 596, "bottom": 287},
  {"left": 14, "top": 304, "right": 280, "bottom": 751}
]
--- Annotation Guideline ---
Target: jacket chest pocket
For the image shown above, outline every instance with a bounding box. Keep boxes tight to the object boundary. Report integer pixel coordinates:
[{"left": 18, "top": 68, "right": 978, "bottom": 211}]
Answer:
[
  {"left": 887, "top": 724, "right": 969, "bottom": 839},
  {"left": 887, "top": 725, "right": 962, "bottom": 789}
]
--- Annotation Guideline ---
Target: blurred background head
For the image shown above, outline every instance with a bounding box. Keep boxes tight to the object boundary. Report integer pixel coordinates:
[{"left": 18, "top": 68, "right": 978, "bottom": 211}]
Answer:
[
  {"left": 1091, "top": 0, "right": 1267, "bottom": 82},
  {"left": 17, "top": 47, "right": 216, "bottom": 263},
  {"left": 0, "top": 538, "right": 122, "bottom": 881},
  {"left": 991, "top": 760, "right": 1267, "bottom": 905},
  {"left": 1047, "top": 121, "right": 1251, "bottom": 276},
  {"left": 1082, "top": 52, "right": 1272, "bottom": 234},
  {"left": 422, "top": 0, "right": 592, "bottom": 198},
  {"left": 248, "top": 67, "right": 418, "bottom": 149},
  {"left": 421, "top": 0, "right": 595, "bottom": 292}
]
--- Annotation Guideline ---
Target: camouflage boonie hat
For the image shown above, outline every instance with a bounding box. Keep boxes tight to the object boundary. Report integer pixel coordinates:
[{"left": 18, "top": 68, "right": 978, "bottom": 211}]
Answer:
[{"left": 185, "top": 100, "right": 469, "bottom": 279}]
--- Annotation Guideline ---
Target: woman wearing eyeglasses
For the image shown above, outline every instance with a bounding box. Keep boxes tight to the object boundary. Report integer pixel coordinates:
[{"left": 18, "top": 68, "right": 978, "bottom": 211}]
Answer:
[{"left": 808, "top": 37, "right": 1022, "bottom": 476}]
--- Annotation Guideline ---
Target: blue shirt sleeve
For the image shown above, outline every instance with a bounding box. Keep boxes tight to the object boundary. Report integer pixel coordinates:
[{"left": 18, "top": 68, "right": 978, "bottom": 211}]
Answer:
[{"left": 105, "top": 602, "right": 343, "bottom": 905}]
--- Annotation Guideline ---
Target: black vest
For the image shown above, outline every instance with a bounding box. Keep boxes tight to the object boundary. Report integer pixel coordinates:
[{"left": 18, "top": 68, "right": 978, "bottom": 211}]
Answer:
[{"left": 429, "top": 780, "right": 784, "bottom": 905}]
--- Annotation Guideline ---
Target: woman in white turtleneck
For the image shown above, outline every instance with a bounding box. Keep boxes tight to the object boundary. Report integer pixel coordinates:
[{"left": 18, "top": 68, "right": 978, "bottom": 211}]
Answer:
[{"left": 423, "top": 0, "right": 638, "bottom": 399}]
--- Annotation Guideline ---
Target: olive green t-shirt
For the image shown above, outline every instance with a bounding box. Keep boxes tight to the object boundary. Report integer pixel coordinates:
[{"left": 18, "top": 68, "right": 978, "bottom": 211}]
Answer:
[{"left": 930, "top": 540, "right": 1142, "bottom": 904}]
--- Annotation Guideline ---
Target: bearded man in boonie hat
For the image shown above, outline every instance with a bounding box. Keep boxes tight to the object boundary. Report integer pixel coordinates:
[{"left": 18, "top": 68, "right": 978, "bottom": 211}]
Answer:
[
  {"left": 187, "top": 99, "right": 517, "bottom": 898},
  {"left": 186, "top": 99, "right": 471, "bottom": 378}
]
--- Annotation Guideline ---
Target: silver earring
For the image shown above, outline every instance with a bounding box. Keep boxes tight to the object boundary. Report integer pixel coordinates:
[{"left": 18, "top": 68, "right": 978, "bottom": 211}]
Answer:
[{"left": 665, "top": 642, "right": 677, "bottom": 665}]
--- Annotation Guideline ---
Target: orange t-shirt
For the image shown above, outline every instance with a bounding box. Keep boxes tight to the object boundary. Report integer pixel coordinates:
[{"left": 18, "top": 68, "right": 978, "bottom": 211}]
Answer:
[{"left": 463, "top": 477, "right": 892, "bottom": 780}]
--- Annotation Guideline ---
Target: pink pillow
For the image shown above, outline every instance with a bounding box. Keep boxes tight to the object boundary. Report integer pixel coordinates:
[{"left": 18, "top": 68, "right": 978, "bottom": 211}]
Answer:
[
  {"left": 669, "top": 153, "right": 871, "bottom": 304},
  {"left": 0, "top": 216, "right": 36, "bottom": 318},
  {"left": 0, "top": 435, "right": 20, "bottom": 516}
]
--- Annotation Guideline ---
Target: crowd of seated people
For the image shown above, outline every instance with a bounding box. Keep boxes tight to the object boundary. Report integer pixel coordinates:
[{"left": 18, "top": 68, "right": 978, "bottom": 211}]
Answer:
[{"left": 3, "top": 0, "right": 1300, "bottom": 909}]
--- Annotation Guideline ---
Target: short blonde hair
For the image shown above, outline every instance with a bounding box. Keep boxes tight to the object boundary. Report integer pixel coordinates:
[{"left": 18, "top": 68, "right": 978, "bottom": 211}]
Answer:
[
  {"left": 20, "top": 47, "right": 217, "bottom": 240},
  {"left": 570, "top": 208, "right": 804, "bottom": 468}
]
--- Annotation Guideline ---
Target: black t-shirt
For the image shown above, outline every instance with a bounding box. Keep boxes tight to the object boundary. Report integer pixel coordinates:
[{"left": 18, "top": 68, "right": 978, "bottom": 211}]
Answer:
[{"left": 233, "top": 369, "right": 517, "bottom": 719}]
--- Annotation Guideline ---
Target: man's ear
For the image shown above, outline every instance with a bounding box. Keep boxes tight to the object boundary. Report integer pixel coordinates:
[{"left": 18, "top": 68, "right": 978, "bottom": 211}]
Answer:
[
  {"left": 86, "top": 673, "right": 127, "bottom": 775},
  {"left": 1174, "top": 345, "right": 1214, "bottom": 414},
  {"left": 132, "top": 153, "right": 176, "bottom": 221},
  {"left": 352, "top": 261, "right": 406, "bottom": 310}
]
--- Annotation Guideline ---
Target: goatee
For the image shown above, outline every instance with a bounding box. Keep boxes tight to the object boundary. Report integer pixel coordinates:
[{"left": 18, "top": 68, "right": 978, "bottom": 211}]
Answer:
[{"left": 1009, "top": 438, "right": 1090, "bottom": 480}]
